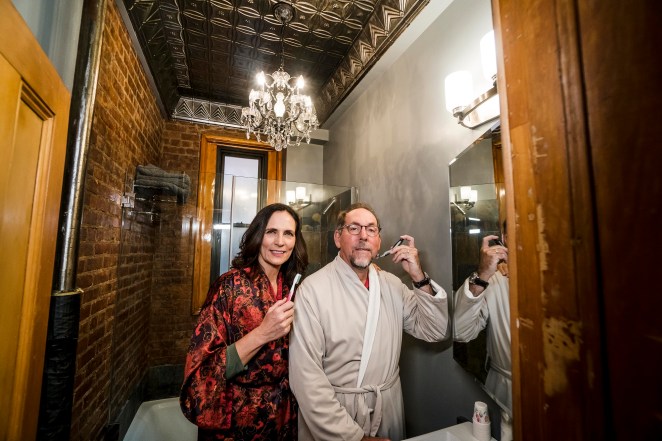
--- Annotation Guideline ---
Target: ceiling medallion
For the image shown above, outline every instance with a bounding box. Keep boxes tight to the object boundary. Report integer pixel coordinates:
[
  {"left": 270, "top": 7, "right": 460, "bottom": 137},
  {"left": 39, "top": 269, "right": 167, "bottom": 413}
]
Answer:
[{"left": 241, "top": 1, "right": 319, "bottom": 151}]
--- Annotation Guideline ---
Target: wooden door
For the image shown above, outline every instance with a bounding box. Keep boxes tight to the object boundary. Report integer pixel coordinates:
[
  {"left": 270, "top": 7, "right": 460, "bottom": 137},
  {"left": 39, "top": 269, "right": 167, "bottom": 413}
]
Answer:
[
  {"left": 493, "top": 0, "right": 661, "bottom": 439},
  {"left": 0, "top": 1, "right": 70, "bottom": 440}
]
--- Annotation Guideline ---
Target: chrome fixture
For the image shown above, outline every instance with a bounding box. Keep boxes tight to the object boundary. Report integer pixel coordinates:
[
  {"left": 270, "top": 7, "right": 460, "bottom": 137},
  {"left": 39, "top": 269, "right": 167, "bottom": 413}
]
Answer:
[
  {"left": 241, "top": 1, "right": 319, "bottom": 151},
  {"left": 321, "top": 197, "right": 337, "bottom": 215},
  {"left": 445, "top": 31, "right": 500, "bottom": 129}
]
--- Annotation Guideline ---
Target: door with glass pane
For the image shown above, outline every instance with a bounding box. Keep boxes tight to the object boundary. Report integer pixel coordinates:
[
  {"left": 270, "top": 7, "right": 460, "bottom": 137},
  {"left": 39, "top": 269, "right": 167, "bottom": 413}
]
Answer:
[{"left": 210, "top": 148, "right": 267, "bottom": 283}]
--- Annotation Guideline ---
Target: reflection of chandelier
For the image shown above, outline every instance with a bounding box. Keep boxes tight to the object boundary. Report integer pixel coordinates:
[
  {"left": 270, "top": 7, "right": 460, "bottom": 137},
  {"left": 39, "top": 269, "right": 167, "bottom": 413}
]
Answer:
[{"left": 241, "top": 1, "right": 319, "bottom": 151}]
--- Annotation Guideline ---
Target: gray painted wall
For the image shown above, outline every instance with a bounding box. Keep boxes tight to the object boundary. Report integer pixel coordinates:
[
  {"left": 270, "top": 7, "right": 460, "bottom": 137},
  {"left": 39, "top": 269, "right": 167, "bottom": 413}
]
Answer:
[
  {"left": 12, "top": 0, "right": 83, "bottom": 91},
  {"left": 285, "top": 143, "right": 324, "bottom": 185},
  {"left": 323, "top": 0, "right": 502, "bottom": 437}
]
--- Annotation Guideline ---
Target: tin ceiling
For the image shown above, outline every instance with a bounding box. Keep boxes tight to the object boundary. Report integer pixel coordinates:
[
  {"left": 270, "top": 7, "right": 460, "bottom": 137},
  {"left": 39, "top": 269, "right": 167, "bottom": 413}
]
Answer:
[{"left": 119, "top": 0, "right": 430, "bottom": 127}]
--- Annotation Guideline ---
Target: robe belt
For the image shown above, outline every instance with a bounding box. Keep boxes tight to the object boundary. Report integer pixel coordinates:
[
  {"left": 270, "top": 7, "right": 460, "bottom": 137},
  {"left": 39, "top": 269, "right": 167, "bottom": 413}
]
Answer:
[
  {"left": 490, "top": 363, "right": 512, "bottom": 380},
  {"left": 332, "top": 369, "right": 399, "bottom": 437}
]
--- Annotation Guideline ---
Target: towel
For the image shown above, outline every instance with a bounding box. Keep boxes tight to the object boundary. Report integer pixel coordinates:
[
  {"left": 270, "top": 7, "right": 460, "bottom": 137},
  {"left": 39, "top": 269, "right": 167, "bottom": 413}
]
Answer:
[{"left": 134, "top": 164, "right": 191, "bottom": 203}]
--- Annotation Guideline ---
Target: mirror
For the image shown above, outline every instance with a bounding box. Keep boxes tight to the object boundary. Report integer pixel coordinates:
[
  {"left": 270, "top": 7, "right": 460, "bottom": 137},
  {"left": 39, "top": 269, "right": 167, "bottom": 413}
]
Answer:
[{"left": 449, "top": 122, "right": 510, "bottom": 413}]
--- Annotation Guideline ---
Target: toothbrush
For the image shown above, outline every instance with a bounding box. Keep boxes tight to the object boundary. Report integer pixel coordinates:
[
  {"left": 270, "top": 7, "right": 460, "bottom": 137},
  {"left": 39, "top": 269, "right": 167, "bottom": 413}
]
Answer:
[
  {"left": 287, "top": 273, "right": 302, "bottom": 301},
  {"left": 378, "top": 238, "right": 405, "bottom": 258}
]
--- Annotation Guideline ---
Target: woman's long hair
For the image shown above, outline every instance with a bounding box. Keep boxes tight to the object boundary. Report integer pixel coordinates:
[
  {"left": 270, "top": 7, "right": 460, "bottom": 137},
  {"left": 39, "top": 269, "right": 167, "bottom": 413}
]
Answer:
[{"left": 231, "top": 203, "right": 308, "bottom": 285}]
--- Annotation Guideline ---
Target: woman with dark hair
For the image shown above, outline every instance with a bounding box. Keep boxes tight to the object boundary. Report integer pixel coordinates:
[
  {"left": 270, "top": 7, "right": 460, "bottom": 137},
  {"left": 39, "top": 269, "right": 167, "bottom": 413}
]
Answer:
[{"left": 181, "top": 203, "right": 308, "bottom": 441}]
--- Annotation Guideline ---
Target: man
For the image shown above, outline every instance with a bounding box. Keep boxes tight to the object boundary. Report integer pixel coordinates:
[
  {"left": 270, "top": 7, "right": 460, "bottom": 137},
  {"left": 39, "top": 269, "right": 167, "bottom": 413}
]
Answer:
[
  {"left": 289, "top": 203, "right": 449, "bottom": 441},
  {"left": 453, "top": 225, "right": 511, "bottom": 439}
]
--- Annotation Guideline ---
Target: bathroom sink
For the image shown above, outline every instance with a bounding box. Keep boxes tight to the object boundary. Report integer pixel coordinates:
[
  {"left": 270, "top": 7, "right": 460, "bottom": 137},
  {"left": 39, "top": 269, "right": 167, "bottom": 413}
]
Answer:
[{"left": 403, "top": 421, "right": 495, "bottom": 441}]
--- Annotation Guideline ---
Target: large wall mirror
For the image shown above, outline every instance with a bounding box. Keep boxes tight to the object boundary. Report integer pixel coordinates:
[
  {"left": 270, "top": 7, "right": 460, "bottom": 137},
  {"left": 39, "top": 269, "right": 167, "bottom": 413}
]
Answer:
[{"left": 449, "top": 122, "right": 509, "bottom": 411}]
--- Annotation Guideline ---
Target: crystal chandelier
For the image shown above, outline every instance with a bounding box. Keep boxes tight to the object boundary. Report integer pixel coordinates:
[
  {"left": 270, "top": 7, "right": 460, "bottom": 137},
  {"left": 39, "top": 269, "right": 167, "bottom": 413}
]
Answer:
[{"left": 241, "top": 1, "right": 319, "bottom": 151}]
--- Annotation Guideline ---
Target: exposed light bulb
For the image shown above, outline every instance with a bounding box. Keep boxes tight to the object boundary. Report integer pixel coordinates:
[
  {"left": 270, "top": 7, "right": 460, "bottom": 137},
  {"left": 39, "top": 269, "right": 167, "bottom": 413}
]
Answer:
[
  {"left": 480, "top": 30, "right": 497, "bottom": 81},
  {"left": 445, "top": 71, "right": 473, "bottom": 113},
  {"left": 274, "top": 93, "right": 285, "bottom": 117},
  {"left": 295, "top": 186, "right": 306, "bottom": 200}
]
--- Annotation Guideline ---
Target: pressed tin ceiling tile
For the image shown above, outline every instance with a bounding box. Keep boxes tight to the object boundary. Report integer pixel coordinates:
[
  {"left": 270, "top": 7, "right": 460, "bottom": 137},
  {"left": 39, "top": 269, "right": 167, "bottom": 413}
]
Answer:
[{"left": 121, "top": 0, "right": 431, "bottom": 125}]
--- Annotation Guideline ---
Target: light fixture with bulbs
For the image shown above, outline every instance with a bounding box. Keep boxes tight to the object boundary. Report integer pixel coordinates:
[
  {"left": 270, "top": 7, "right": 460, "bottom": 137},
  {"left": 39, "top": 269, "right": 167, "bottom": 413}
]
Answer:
[
  {"left": 241, "top": 2, "right": 319, "bottom": 151},
  {"left": 445, "top": 30, "right": 500, "bottom": 129},
  {"left": 286, "top": 186, "right": 311, "bottom": 210},
  {"left": 451, "top": 185, "right": 478, "bottom": 214}
]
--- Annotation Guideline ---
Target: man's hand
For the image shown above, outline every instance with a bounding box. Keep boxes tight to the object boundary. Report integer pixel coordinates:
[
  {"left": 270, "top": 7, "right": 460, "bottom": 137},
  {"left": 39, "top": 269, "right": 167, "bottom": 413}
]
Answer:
[
  {"left": 389, "top": 234, "right": 425, "bottom": 281},
  {"left": 477, "top": 235, "right": 508, "bottom": 281}
]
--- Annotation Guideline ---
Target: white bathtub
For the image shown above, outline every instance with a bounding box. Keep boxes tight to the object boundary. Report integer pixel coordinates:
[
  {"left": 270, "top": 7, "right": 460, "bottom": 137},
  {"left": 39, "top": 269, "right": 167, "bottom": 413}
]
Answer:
[{"left": 124, "top": 397, "right": 197, "bottom": 441}]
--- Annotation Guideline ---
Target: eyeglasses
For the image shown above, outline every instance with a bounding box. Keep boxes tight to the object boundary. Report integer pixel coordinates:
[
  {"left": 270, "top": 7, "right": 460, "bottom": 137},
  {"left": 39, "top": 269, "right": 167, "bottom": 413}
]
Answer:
[{"left": 339, "top": 224, "right": 381, "bottom": 237}]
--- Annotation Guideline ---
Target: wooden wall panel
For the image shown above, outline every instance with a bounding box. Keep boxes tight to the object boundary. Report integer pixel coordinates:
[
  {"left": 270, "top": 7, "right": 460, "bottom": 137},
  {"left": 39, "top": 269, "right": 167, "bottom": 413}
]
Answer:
[
  {"left": 494, "top": 0, "right": 604, "bottom": 439},
  {"left": 578, "top": 0, "right": 662, "bottom": 438},
  {"left": 0, "top": 3, "right": 70, "bottom": 439}
]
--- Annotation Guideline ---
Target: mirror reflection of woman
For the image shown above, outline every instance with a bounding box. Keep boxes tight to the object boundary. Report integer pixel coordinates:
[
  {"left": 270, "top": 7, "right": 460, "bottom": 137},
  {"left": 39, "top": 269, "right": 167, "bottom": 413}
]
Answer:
[{"left": 180, "top": 203, "right": 308, "bottom": 440}]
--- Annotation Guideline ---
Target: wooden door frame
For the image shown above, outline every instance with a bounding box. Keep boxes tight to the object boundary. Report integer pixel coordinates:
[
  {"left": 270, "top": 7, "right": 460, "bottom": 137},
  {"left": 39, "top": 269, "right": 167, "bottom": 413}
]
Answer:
[
  {"left": 0, "top": 1, "right": 70, "bottom": 439},
  {"left": 191, "top": 134, "right": 284, "bottom": 314},
  {"left": 492, "top": 0, "right": 606, "bottom": 439}
]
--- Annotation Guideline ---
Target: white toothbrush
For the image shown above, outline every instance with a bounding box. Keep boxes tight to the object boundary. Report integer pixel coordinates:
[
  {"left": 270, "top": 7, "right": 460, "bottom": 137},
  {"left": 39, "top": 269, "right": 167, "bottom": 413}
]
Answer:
[{"left": 287, "top": 273, "right": 302, "bottom": 301}]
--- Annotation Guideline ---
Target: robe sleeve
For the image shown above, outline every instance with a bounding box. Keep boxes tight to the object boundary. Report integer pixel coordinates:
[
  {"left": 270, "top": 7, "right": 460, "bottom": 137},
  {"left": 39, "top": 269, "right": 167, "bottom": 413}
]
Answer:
[
  {"left": 179, "top": 295, "right": 234, "bottom": 430},
  {"left": 225, "top": 343, "right": 248, "bottom": 379},
  {"left": 289, "top": 285, "right": 365, "bottom": 441},
  {"left": 401, "top": 277, "right": 449, "bottom": 342},
  {"left": 453, "top": 278, "right": 489, "bottom": 342}
]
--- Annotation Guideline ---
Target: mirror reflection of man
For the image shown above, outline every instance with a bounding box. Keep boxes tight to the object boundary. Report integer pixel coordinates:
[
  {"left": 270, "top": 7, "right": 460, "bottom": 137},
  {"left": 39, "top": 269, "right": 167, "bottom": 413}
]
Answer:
[{"left": 453, "top": 222, "right": 512, "bottom": 440}]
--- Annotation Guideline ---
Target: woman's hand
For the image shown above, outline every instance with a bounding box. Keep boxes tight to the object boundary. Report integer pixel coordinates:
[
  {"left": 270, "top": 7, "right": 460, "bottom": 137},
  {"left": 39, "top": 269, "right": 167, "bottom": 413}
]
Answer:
[
  {"left": 236, "top": 298, "right": 294, "bottom": 365},
  {"left": 256, "top": 298, "right": 295, "bottom": 344}
]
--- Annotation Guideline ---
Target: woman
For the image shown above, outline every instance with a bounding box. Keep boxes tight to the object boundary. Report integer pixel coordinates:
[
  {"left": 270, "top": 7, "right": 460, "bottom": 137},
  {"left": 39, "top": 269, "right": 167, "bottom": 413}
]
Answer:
[{"left": 180, "top": 203, "right": 308, "bottom": 440}]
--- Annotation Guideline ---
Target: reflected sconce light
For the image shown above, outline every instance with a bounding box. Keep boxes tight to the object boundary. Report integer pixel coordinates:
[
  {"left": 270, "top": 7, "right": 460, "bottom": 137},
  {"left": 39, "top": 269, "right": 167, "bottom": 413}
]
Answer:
[
  {"left": 445, "top": 30, "right": 500, "bottom": 129},
  {"left": 287, "top": 186, "right": 311, "bottom": 210},
  {"left": 451, "top": 185, "right": 478, "bottom": 214}
]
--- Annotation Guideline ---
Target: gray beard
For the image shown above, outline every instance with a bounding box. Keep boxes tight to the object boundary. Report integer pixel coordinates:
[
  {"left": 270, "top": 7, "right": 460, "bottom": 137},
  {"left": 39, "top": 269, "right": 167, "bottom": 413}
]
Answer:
[{"left": 349, "top": 255, "right": 372, "bottom": 269}]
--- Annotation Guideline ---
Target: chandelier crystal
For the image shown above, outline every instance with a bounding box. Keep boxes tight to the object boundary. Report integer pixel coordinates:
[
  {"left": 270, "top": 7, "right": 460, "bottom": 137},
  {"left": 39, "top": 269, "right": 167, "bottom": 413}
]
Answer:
[{"left": 241, "top": 2, "right": 319, "bottom": 151}]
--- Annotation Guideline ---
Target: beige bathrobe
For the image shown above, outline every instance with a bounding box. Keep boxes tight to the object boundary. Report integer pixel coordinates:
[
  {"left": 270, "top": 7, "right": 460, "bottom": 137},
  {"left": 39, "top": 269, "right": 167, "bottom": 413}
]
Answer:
[
  {"left": 454, "top": 271, "right": 511, "bottom": 415},
  {"left": 289, "top": 256, "right": 448, "bottom": 441}
]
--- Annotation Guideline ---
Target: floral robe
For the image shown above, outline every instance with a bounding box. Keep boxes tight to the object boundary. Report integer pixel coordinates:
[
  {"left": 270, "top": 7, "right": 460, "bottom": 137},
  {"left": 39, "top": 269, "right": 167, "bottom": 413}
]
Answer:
[{"left": 180, "top": 268, "right": 297, "bottom": 440}]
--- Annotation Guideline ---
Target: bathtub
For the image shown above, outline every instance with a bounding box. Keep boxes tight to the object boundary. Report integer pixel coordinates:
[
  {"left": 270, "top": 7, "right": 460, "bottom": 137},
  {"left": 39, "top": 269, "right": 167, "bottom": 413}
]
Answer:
[{"left": 124, "top": 397, "right": 197, "bottom": 441}]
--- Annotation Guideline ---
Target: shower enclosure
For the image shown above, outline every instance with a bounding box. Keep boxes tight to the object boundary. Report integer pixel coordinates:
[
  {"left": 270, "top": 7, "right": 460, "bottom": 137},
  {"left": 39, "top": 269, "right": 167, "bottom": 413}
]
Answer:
[{"left": 107, "top": 170, "right": 356, "bottom": 437}]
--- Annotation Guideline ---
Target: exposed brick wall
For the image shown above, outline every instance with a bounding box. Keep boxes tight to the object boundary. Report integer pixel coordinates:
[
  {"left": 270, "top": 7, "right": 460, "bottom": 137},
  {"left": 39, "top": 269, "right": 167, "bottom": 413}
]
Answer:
[
  {"left": 71, "top": 0, "right": 164, "bottom": 439},
  {"left": 70, "top": 2, "right": 256, "bottom": 437}
]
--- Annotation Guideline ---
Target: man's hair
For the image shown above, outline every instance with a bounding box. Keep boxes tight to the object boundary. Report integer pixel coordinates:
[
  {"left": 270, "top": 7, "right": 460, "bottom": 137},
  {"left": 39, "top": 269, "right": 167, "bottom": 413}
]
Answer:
[
  {"left": 335, "top": 202, "right": 381, "bottom": 231},
  {"left": 232, "top": 203, "right": 308, "bottom": 284}
]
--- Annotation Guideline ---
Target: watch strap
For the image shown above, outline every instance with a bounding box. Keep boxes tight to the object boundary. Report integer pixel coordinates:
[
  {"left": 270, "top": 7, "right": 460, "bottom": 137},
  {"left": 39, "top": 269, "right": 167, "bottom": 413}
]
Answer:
[
  {"left": 469, "top": 272, "right": 489, "bottom": 288},
  {"left": 413, "top": 272, "right": 431, "bottom": 288}
]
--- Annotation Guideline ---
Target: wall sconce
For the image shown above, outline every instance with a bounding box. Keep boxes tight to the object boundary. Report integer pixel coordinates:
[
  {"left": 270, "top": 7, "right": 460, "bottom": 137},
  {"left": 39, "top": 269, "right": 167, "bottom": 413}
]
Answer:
[
  {"left": 287, "top": 186, "right": 311, "bottom": 210},
  {"left": 445, "top": 30, "right": 500, "bottom": 129},
  {"left": 451, "top": 185, "right": 478, "bottom": 214}
]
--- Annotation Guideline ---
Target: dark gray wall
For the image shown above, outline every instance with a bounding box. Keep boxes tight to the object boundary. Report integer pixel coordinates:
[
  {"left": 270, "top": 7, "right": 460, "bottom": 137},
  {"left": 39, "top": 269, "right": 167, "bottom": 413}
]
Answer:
[
  {"left": 323, "top": 0, "right": 501, "bottom": 436},
  {"left": 12, "top": 0, "right": 84, "bottom": 90}
]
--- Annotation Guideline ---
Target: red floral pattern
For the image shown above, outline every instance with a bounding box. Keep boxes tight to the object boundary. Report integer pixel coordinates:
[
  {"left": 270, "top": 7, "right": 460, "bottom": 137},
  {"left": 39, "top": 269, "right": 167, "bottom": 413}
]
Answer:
[{"left": 180, "top": 268, "right": 297, "bottom": 440}]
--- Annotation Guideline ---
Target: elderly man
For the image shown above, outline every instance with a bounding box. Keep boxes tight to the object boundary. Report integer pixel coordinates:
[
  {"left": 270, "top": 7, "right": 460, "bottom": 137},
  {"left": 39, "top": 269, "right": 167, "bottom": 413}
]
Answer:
[{"left": 289, "top": 203, "right": 449, "bottom": 441}]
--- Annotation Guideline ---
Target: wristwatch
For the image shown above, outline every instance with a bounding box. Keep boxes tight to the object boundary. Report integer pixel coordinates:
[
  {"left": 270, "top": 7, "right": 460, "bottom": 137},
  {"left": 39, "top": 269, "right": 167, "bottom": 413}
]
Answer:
[
  {"left": 468, "top": 272, "right": 489, "bottom": 289},
  {"left": 413, "top": 272, "right": 431, "bottom": 288}
]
